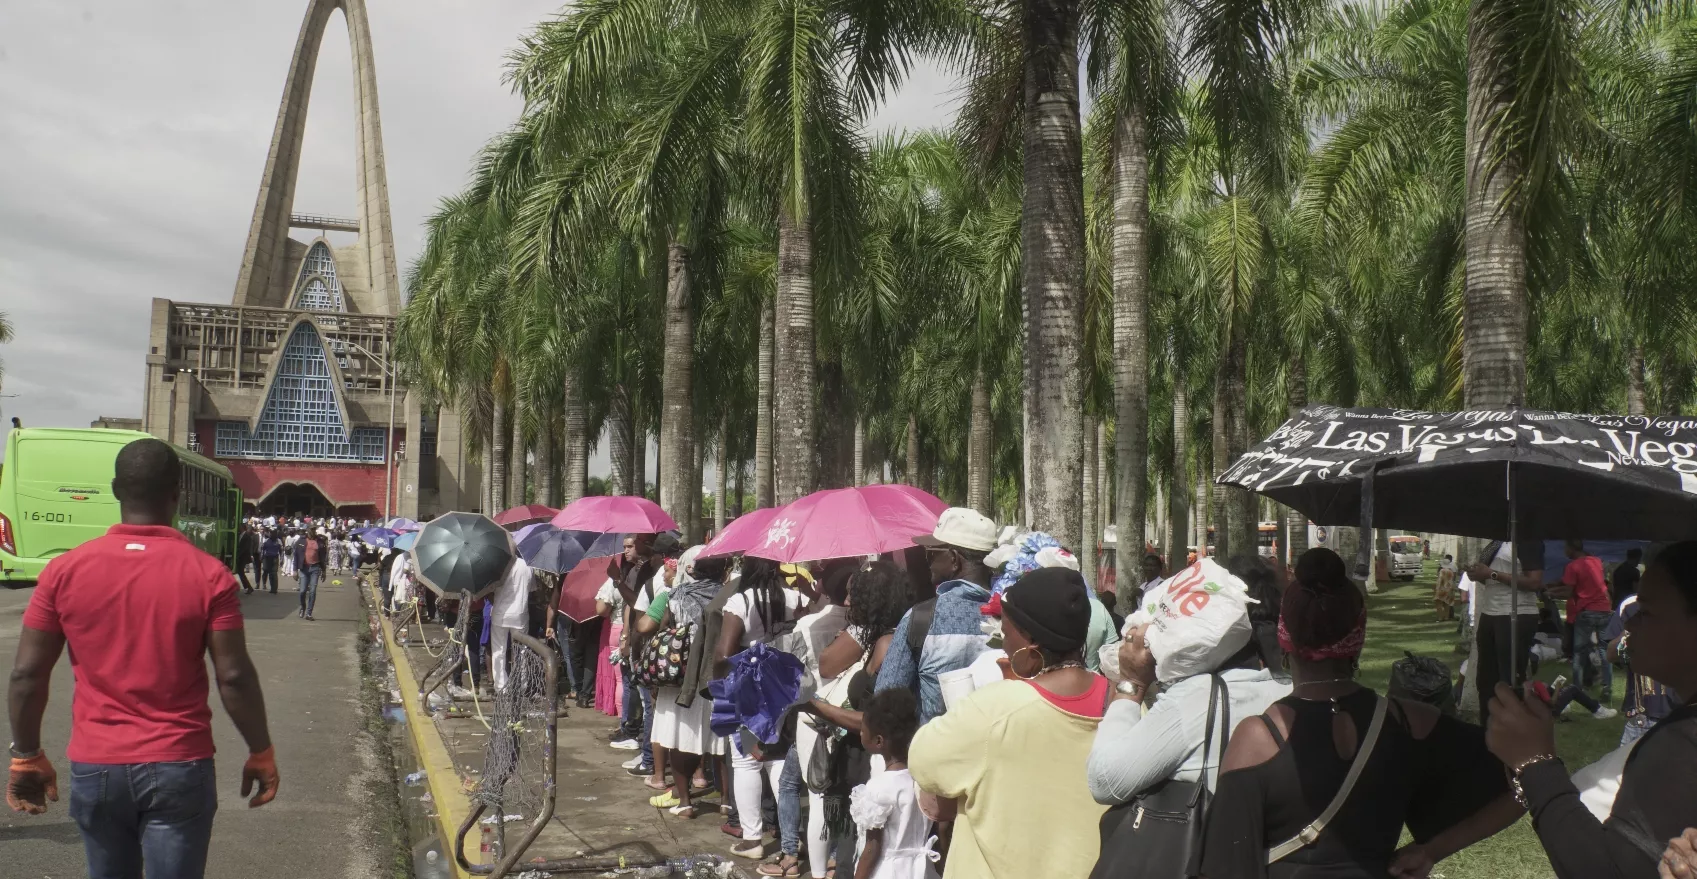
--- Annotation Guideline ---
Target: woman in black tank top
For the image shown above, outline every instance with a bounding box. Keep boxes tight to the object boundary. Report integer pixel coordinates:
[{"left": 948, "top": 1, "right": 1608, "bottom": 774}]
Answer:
[{"left": 1200, "top": 548, "right": 1522, "bottom": 879}]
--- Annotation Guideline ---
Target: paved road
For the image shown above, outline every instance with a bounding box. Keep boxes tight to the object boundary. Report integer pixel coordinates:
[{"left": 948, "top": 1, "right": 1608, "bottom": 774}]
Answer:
[{"left": 0, "top": 571, "right": 386, "bottom": 879}]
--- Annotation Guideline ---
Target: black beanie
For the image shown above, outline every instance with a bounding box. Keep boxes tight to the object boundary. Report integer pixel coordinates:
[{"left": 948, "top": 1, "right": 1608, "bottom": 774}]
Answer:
[{"left": 1002, "top": 567, "right": 1092, "bottom": 654}]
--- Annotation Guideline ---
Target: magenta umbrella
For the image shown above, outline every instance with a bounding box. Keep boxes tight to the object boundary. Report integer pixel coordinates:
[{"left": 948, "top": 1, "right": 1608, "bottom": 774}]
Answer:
[
  {"left": 494, "top": 503, "right": 558, "bottom": 530},
  {"left": 551, "top": 494, "right": 679, "bottom": 534},
  {"left": 697, "top": 507, "right": 781, "bottom": 559},
  {"left": 744, "top": 485, "right": 948, "bottom": 564}
]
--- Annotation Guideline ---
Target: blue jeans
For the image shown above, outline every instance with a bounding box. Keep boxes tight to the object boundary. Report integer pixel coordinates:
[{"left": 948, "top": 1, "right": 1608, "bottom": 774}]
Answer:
[
  {"left": 299, "top": 566, "right": 321, "bottom": 616},
  {"left": 1572, "top": 609, "right": 1614, "bottom": 698},
  {"left": 70, "top": 759, "right": 218, "bottom": 879},
  {"left": 778, "top": 746, "right": 805, "bottom": 857},
  {"left": 639, "top": 686, "right": 656, "bottom": 770}
]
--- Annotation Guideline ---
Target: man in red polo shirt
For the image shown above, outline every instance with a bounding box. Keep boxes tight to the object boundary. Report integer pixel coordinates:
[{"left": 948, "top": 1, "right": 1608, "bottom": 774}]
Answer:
[
  {"left": 6, "top": 438, "right": 279, "bottom": 879},
  {"left": 1554, "top": 538, "right": 1615, "bottom": 702}
]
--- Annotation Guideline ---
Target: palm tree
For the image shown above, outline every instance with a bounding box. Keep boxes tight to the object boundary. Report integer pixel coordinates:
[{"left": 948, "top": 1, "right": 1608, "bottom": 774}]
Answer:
[{"left": 0, "top": 310, "right": 12, "bottom": 394}]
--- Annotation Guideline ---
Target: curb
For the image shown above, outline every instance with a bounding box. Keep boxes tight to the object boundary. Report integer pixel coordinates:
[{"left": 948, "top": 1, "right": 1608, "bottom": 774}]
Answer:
[{"left": 368, "top": 583, "right": 482, "bottom": 879}]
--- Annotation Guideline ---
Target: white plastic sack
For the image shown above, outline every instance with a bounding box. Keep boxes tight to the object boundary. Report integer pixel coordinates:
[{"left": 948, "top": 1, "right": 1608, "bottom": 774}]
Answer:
[{"left": 1141, "top": 558, "right": 1258, "bottom": 683}]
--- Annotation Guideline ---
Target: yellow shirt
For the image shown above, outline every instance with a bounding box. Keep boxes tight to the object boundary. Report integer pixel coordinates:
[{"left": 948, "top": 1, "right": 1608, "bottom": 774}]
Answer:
[{"left": 909, "top": 678, "right": 1109, "bottom": 879}]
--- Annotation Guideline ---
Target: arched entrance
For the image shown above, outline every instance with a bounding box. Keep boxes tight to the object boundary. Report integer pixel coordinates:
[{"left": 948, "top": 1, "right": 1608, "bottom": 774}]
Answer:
[{"left": 256, "top": 482, "right": 336, "bottom": 518}]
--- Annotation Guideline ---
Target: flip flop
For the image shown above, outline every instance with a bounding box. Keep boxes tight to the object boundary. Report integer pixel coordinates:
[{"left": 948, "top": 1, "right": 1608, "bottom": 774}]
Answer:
[
  {"left": 757, "top": 856, "right": 802, "bottom": 877},
  {"left": 643, "top": 777, "right": 671, "bottom": 791}
]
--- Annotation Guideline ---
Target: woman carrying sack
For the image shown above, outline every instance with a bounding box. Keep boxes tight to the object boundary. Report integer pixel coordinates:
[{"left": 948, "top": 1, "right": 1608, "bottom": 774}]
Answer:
[{"left": 1199, "top": 548, "right": 1522, "bottom": 879}]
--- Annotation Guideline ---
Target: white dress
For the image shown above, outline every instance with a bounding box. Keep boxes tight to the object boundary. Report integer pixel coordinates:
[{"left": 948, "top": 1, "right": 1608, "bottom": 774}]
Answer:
[{"left": 849, "top": 768, "right": 939, "bottom": 879}]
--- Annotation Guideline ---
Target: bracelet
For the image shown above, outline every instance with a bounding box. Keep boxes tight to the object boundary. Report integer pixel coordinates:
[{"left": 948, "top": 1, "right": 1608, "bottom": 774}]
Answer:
[{"left": 1509, "top": 754, "right": 1561, "bottom": 808}]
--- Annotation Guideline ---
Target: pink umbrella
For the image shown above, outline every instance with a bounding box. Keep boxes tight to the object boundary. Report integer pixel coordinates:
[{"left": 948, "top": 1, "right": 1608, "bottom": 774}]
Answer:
[
  {"left": 495, "top": 503, "right": 558, "bottom": 529},
  {"left": 551, "top": 495, "right": 679, "bottom": 534},
  {"left": 744, "top": 485, "right": 948, "bottom": 564},
  {"left": 697, "top": 507, "right": 781, "bottom": 558},
  {"left": 556, "top": 553, "right": 615, "bottom": 623}
]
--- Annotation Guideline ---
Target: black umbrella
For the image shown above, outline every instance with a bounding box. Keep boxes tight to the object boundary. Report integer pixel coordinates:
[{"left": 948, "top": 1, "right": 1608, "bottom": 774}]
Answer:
[
  {"left": 412, "top": 512, "right": 515, "bottom": 600},
  {"left": 1220, "top": 405, "right": 1697, "bottom": 542}
]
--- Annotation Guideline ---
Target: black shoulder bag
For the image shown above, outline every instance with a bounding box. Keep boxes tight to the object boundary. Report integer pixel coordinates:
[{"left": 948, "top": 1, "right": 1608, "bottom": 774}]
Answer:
[{"left": 1090, "top": 674, "right": 1229, "bottom": 879}]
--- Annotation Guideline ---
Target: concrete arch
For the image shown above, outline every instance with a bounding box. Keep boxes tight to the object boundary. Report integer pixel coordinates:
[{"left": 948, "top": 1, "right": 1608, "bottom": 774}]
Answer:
[
  {"left": 243, "top": 315, "right": 359, "bottom": 438},
  {"left": 232, "top": 0, "right": 400, "bottom": 315}
]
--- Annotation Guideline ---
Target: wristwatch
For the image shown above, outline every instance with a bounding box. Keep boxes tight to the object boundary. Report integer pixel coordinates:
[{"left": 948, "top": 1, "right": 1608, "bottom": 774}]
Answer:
[
  {"left": 1115, "top": 679, "right": 1148, "bottom": 701},
  {"left": 9, "top": 744, "right": 42, "bottom": 759}
]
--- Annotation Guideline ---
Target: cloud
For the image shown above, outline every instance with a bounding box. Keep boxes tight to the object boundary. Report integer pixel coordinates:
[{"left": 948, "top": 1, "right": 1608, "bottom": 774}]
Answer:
[{"left": 0, "top": 0, "right": 959, "bottom": 474}]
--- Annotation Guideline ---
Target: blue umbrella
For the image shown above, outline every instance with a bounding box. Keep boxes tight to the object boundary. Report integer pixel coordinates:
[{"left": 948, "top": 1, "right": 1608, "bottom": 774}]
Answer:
[
  {"left": 393, "top": 531, "right": 419, "bottom": 552},
  {"left": 517, "top": 528, "right": 629, "bottom": 574},
  {"left": 356, "top": 527, "right": 399, "bottom": 549},
  {"left": 512, "top": 522, "right": 552, "bottom": 546}
]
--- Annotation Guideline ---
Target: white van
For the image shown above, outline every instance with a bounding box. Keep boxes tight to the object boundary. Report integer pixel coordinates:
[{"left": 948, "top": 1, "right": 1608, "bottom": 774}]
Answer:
[{"left": 1388, "top": 535, "right": 1425, "bottom": 580}]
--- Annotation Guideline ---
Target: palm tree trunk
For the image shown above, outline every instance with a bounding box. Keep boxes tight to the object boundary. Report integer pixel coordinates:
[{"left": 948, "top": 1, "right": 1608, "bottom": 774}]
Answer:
[
  {"left": 755, "top": 296, "right": 776, "bottom": 508},
  {"left": 1284, "top": 356, "right": 1309, "bottom": 566},
  {"left": 491, "top": 371, "right": 509, "bottom": 512},
  {"left": 536, "top": 404, "right": 555, "bottom": 508},
  {"left": 1021, "top": 0, "right": 1087, "bottom": 548},
  {"left": 1167, "top": 375, "right": 1189, "bottom": 573},
  {"left": 1628, "top": 343, "right": 1646, "bottom": 416},
  {"left": 853, "top": 417, "right": 866, "bottom": 487},
  {"left": 1211, "top": 361, "right": 1231, "bottom": 559},
  {"left": 968, "top": 364, "right": 994, "bottom": 515},
  {"left": 1111, "top": 102, "right": 1152, "bottom": 611},
  {"left": 774, "top": 202, "right": 817, "bottom": 504},
  {"left": 715, "top": 417, "right": 729, "bottom": 536},
  {"left": 1462, "top": 8, "right": 1529, "bottom": 408},
  {"left": 659, "top": 241, "right": 695, "bottom": 532},
  {"left": 1193, "top": 473, "right": 1208, "bottom": 555},
  {"left": 906, "top": 414, "right": 921, "bottom": 486},
  {"left": 1081, "top": 418, "right": 1099, "bottom": 589},
  {"left": 632, "top": 415, "right": 646, "bottom": 499},
  {"left": 563, "top": 371, "right": 587, "bottom": 505},
  {"left": 817, "top": 363, "right": 850, "bottom": 489},
  {"left": 734, "top": 456, "right": 746, "bottom": 517},
  {"left": 609, "top": 387, "right": 632, "bottom": 496},
  {"left": 1224, "top": 319, "right": 1256, "bottom": 559},
  {"left": 507, "top": 394, "right": 525, "bottom": 509},
  {"left": 691, "top": 429, "right": 705, "bottom": 544},
  {"left": 1097, "top": 420, "right": 1110, "bottom": 535}
]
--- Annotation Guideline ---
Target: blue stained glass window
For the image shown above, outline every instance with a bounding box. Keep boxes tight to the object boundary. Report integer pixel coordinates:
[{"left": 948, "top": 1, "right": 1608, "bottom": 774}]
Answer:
[
  {"left": 291, "top": 242, "right": 345, "bottom": 311},
  {"left": 215, "top": 323, "right": 386, "bottom": 463}
]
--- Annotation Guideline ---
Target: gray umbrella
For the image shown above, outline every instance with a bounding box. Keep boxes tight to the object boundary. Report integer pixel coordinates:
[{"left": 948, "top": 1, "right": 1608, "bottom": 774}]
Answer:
[{"left": 412, "top": 512, "right": 515, "bottom": 600}]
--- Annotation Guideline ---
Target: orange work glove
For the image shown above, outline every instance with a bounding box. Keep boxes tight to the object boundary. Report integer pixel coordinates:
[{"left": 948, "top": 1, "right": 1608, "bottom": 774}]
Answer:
[
  {"left": 7, "top": 754, "right": 58, "bottom": 814},
  {"left": 241, "top": 747, "right": 279, "bottom": 808}
]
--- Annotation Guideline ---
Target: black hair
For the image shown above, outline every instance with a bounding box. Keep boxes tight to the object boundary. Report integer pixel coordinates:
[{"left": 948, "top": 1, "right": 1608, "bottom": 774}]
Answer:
[
  {"left": 653, "top": 532, "right": 683, "bottom": 559},
  {"left": 1143, "top": 553, "right": 1163, "bottom": 567},
  {"left": 1566, "top": 538, "right": 1586, "bottom": 554},
  {"left": 112, "top": 438, "right": 180, "bottom": 509},
  {"left": 848, "top": 560, "right": 913, "bottom": 641},
  {"left": 1628, "top": 547, "right": 1644, "bottom": 560},
  {"left": 737, "top": 556, "right": 789, "bottom": 632},
  {"left": 1228, "top": 554, "right": 1282, "bottom": 625},
  {"left": 861, "top": 687, "right": 920, "bottom": 762},
  {"left": 819, "top": 561, "right": 856, "bottom": 605},
  {"left": 1284, "top": 547, "right": 1363, "bottom": 652},
  {"left": 1648, "top": 541, "right": 1697, "bottom": 615},
  {"left": 692, "top": 555, "right": 732, "bottom": 583}
]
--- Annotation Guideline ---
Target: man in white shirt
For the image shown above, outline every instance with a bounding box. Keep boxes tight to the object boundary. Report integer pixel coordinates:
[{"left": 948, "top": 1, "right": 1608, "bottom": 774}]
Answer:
[
  {"left": 1464, "top": 538, "right": 1544, "bottom": 726},
  {"left": 490, "top": 556, "right": 534, "bottom": 692}
]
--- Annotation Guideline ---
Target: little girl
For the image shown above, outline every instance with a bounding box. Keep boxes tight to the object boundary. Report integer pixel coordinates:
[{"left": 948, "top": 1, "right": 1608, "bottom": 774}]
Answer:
[{"left": 849, "top": 689, "right": 938, "bottom": 879}]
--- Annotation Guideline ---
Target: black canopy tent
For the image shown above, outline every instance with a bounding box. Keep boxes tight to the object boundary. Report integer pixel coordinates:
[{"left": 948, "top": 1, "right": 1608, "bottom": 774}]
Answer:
[{"left": 1219, "top": 405, "right": 1697, "bottom": 686}]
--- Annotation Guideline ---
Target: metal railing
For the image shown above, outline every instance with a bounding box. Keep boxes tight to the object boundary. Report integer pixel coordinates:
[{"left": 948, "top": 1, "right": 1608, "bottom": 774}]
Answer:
[{"left": 290, "top": 213, "right": 360, "bottom": 232}]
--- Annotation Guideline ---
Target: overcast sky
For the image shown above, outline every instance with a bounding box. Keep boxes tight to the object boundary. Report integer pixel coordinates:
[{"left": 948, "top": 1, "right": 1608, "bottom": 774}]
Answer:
[{"left": 0, "top": 0, "right": 959, "bottom": 473}]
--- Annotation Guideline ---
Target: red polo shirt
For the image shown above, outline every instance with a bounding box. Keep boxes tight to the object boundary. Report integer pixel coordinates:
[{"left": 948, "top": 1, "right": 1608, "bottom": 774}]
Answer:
[
  {"left": 1560, "top": 554, "right": 1611, "bottom": 622},
  {"left": 22, "top": 524, "right": 244, "bottom": 764}
]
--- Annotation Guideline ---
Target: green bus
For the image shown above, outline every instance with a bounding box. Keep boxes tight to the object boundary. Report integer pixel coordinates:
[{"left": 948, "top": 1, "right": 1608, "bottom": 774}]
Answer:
[{"left": 0, "top": 428, "right": 242, "bottom": 585}]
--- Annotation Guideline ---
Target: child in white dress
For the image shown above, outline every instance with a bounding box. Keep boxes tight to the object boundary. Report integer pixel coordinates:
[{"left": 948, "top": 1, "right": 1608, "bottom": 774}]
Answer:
[{"left": 849, "top": 689, "right": 938, "bottom": 879}]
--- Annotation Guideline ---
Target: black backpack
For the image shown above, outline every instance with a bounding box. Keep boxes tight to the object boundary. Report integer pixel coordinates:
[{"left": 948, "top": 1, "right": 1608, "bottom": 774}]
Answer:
[{"left": 1388, "top": 651, "right": 1454, "bottom": 714}]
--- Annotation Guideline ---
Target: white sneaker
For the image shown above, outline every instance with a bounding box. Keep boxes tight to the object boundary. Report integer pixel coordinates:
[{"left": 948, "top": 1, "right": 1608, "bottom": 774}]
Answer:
[
  {"left": 1593, "top": 706, "right": 1620, "bottom": 720},
  {"left": 448, "top": 685, "right": 474, "bottom": 700},
  {"left": 1561, "top": 700, "right": 1578, "bottom": 716},
  {"left": 609, "top": 737, "right": 641, "bottom": 751},
  {"left": 621, "top": 755, "right": 645, "bottom": 770}
]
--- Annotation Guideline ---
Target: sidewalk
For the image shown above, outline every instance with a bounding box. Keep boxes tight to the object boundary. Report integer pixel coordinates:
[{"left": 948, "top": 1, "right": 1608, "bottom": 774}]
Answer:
[
  {"left": 382, "top": 602, "right": 758, "bottom": 876},
  {"left": 0, "top": 573, "right": 389, "bottom": 879}
]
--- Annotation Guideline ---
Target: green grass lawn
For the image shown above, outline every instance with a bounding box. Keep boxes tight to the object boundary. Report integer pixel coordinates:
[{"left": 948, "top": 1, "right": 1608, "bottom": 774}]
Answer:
[{"left": 1357, "top": 562, "right": 1624, "bottom": 879}]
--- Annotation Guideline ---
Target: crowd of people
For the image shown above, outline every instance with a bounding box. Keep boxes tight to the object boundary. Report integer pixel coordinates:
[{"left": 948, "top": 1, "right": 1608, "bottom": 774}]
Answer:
[
  {"left": 10, "top": 435, "right": 1695, "bottom": 879},
  {"left": 381, "top": 503, "right": 1697, "bottom": 879},
  {"left": 232, "top": 516, "right": 398, "bottom": 620}
]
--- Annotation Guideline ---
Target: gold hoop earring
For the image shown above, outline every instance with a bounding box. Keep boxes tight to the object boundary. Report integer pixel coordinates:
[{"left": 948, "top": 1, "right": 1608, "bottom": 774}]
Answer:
[{"left": 1011, "top": 646, "right": 1044, "bottom": 680}]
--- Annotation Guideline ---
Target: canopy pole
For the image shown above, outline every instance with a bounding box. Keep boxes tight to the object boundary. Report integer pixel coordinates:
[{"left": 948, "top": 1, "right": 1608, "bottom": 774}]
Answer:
[{"left": 1508, "top": 461, "right": 1521, "bottom": 688}]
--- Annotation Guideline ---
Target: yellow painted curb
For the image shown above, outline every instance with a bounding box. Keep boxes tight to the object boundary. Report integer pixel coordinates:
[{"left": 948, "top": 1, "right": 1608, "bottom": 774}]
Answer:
[{"left": 369, "top": 583, "right": 482, "bottom": 879}]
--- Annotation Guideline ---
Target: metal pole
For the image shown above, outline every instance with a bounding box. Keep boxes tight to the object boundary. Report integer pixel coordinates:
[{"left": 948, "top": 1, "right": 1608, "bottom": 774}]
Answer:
[
  {"left": 1507, "top": 460, "right": 1521, "bottom": 689},
  {"left": 385, "top": 365, "right": 396, "bottom": 521}
]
